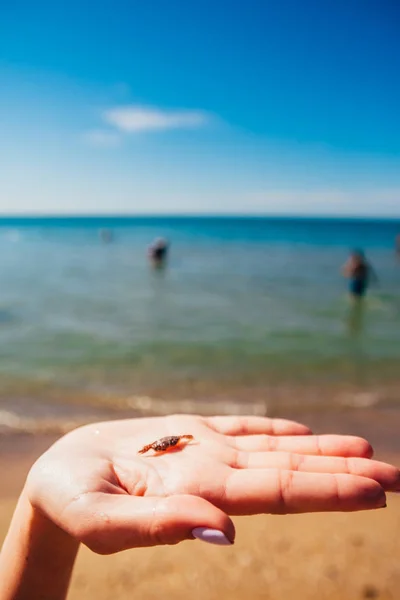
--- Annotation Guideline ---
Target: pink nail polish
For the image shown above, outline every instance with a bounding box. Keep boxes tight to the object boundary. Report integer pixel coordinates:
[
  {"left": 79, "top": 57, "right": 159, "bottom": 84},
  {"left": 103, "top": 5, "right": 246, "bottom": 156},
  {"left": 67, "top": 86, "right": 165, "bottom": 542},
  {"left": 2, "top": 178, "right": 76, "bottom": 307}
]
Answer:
[{"left": 192, "top": 527, "right": 233, "bottom": 546}]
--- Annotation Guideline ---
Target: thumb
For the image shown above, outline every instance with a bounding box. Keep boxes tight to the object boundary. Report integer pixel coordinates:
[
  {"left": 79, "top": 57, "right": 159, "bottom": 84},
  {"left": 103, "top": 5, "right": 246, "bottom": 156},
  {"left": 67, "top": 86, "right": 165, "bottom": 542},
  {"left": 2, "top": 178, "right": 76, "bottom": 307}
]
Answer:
[{"left": 76, "top": 494, "right": 235, "bottom": 554}]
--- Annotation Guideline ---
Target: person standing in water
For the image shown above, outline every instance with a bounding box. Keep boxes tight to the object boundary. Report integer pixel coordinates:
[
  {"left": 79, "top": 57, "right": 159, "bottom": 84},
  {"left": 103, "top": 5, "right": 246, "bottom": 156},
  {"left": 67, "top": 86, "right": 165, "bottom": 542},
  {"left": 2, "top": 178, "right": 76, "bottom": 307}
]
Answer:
[
  {"left": 148, "top": 237, "right": 169, "bottom": 267},
  {"left": 342, "top": 249, "right": 377, "bottom": 301}
]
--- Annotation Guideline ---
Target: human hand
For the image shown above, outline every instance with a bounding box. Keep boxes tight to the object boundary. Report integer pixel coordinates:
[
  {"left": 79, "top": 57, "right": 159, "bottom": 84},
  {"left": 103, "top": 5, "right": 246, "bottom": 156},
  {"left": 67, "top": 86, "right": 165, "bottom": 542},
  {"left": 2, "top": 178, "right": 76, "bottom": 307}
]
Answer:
[{"left": 26, "top": 414, "right": 399, "bottom": 554}]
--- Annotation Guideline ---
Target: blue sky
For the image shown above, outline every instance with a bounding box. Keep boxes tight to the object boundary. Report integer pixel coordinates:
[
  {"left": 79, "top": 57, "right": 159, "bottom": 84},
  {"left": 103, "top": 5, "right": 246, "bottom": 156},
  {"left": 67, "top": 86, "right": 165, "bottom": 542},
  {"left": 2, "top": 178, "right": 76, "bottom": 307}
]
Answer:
[{"left": 1, "top": 0, "right": 400, "bottom": 216}]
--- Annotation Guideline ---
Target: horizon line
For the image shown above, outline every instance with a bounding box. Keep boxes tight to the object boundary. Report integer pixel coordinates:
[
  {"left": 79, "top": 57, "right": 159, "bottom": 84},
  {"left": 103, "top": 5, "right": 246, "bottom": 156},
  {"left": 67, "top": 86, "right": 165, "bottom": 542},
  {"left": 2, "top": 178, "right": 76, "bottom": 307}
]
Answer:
[{"left": 0, "top": 213, "right": 400, "bottom": 222}]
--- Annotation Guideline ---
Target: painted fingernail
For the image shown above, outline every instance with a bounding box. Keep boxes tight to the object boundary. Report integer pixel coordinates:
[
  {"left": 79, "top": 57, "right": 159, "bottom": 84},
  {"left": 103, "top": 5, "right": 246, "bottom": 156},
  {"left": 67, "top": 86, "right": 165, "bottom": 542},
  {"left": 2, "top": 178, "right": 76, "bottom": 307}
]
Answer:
[{"left": 192, "top": 527, "right": 233, "bottom": 546}]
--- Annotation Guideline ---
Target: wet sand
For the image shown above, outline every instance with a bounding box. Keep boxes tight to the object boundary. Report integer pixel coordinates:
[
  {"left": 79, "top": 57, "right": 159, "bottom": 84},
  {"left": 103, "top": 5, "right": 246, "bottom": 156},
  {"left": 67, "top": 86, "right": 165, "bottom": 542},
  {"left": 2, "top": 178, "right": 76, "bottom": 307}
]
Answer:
[{"left": 0, "top": 409, "right": 399, "bottom": 600}]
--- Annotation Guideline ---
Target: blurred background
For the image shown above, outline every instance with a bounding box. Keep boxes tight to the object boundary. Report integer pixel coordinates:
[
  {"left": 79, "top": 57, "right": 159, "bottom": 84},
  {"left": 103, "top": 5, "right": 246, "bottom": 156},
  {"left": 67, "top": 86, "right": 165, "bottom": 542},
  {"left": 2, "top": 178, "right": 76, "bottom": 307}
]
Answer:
[
  {"left": 1, "top": 1, "right": 400, "bottom": 598},
  {"left": 0, "top": 216, "right": 399, "bottom": 433}
]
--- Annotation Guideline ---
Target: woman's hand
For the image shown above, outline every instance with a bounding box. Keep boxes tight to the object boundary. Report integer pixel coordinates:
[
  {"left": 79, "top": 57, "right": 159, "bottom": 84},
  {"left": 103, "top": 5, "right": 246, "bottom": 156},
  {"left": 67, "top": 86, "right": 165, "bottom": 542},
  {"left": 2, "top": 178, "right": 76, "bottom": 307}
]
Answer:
[{"left": 25, "top": 414, "right": 399, "bottom": 553}]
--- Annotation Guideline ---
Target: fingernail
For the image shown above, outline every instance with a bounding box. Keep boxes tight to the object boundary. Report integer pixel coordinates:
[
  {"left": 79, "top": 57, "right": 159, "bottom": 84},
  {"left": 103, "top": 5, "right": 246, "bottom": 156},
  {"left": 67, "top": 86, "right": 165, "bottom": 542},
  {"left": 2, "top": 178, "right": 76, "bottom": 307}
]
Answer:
[
  {"left": 192, "top": 527, "right": 233, "bottom": 546},
  {"left": 365, "top": 486, "right": 386, "bottom": 507}
]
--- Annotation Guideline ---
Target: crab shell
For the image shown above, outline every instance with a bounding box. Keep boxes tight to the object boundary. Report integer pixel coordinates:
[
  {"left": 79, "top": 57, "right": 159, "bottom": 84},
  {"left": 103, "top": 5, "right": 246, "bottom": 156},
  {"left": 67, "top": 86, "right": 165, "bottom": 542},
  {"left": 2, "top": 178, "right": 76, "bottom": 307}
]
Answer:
[{"left": 138, "top": 434, "right": 194, "bottom": 454}]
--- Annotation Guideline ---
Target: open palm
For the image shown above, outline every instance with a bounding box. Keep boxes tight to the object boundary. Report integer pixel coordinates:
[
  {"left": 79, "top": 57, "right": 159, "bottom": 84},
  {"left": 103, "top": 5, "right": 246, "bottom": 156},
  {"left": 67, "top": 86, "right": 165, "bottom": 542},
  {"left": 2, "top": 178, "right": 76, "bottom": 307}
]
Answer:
[{"left": 27, "top": 414, "right": 399, "bottom": 554}]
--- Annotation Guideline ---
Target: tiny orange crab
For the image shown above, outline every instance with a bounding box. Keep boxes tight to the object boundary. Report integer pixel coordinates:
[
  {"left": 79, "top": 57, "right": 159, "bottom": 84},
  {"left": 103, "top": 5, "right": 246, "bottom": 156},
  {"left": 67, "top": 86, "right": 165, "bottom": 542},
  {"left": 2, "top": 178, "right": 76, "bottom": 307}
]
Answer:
[{"left": 138, "top": 434, "right": 194, "bottom": 455}]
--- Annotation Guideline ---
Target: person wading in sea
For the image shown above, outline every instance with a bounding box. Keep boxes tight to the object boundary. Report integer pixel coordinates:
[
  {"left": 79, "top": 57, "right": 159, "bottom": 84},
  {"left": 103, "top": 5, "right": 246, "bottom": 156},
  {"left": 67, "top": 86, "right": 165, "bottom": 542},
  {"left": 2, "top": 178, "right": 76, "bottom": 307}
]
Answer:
[
  {"left": 148, "top": 237, "right": 169, "bottom": 268},
  {"left": 342, "top": 249, "right": 378, "bottom": 302}
]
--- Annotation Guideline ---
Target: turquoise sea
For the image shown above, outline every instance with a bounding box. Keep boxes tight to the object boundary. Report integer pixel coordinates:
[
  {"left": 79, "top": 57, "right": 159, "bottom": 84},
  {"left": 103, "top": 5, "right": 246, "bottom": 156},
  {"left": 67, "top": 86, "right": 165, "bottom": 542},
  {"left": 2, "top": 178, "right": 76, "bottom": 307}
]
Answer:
[{"left": 0, "top": 216, "right": 399, "bottom": 432}]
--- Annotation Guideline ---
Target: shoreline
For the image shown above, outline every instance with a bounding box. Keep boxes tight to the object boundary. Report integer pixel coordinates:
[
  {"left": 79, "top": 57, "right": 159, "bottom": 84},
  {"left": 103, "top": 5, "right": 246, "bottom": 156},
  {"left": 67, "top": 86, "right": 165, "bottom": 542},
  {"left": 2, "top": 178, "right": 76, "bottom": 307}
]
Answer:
[{"left": 1, "top": 379, "right": 400, "bottom": 448}]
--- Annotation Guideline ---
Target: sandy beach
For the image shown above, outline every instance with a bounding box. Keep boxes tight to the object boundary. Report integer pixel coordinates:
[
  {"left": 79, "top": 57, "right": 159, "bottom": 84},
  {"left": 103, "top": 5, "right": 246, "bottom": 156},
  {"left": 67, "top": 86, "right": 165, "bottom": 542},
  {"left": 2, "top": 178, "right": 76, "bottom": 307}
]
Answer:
[{"left": 1, "top": 408, "right": 399, "bottom": 600}]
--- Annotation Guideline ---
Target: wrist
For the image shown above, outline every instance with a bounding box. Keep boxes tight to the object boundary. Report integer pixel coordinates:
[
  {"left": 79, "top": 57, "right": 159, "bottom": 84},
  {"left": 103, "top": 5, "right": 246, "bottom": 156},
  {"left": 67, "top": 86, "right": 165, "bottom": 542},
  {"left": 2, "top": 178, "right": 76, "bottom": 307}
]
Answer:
[
  {"left": 20, "top": 487, "right": 80, "bottom": 554},
  {"left": 0, "top": 489, "right": 79, "bottom": 600}
]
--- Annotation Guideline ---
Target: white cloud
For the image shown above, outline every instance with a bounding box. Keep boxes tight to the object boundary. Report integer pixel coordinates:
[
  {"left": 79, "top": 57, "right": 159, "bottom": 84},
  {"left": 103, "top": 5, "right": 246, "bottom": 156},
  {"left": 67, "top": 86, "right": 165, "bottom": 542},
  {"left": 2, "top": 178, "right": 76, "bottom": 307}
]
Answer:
[
  {"left": 83, "top": 129, "right": 121, "bottom": 148},
  {"left": 103, "top": 105, "right": 211, "bottom": 133}
]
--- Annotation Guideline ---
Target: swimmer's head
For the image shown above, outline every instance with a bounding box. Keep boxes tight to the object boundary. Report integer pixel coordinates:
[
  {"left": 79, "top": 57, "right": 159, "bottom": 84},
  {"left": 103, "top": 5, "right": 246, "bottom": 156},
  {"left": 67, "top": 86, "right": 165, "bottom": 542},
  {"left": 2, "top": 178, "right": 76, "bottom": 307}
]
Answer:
[
  {"left": 154, "top": 237, "right": 168, "bottom": 248},
  {"left": 351, "top": 249, "right": 365, "bottom": 263}
]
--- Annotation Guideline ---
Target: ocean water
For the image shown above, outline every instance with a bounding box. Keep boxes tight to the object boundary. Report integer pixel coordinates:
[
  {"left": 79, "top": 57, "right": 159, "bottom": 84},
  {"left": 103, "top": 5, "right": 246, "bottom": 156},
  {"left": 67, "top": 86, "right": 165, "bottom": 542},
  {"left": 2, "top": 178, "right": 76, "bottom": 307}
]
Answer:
[{"left": 0, "top": 216, "right": 399, "bottom": 431}]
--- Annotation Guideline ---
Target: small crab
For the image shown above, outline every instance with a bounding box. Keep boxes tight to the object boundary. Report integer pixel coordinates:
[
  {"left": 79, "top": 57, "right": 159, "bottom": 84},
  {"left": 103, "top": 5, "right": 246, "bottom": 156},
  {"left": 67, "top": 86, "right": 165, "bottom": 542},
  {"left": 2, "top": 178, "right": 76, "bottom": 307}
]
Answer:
[{"left": 138, "top": 434, "right": 194, "bottom": 455}]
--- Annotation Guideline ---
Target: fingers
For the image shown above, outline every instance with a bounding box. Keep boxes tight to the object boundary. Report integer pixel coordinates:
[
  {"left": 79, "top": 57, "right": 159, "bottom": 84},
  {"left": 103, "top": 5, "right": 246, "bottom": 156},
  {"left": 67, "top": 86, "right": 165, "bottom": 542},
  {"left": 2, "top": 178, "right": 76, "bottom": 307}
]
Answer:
[
  {"left": 205, "top": 416, "right": 312, "bottom": 437},
  {"left": 232, "top": 452, "right": 400, "bottom": 491},
  {"left": 221, "top": 470, "right": 387, "bottom": 515},
  {"left": 227, "top": 434, "right": 373, "bottom": 458},
  {"left": 69, "top": 493, "right": 234, "bottom": 555}
]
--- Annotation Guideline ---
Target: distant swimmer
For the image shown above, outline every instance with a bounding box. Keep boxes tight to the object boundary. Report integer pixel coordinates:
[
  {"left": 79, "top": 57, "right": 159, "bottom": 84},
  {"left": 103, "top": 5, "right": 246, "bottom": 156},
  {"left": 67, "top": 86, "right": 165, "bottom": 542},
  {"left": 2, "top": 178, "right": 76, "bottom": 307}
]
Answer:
[
  {"left": 99, "top": 229, "right": 113, "bottom": 243},
  {"left": 342, "top": 249, "right": 377, "bottom": 301},
  {"left": 148, "top": 237, "right": 169, "bottom": 267}
]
